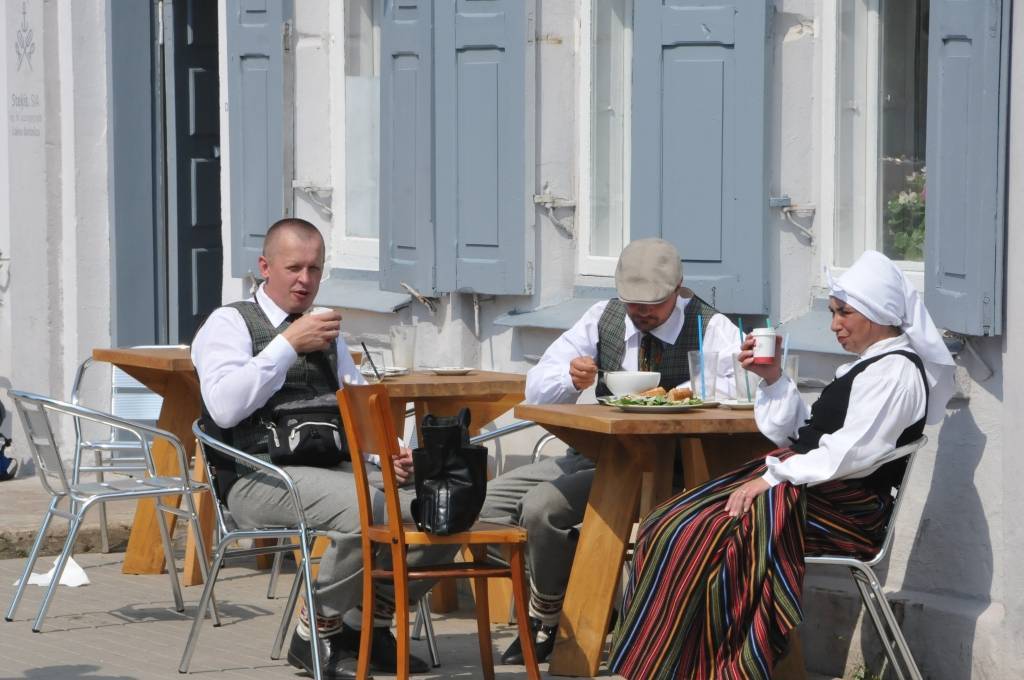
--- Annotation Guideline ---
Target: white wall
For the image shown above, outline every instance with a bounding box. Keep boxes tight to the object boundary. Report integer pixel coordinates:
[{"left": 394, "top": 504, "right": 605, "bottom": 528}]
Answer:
[{"left": 0, "top": 0, "right": 113, "bottom": 460}]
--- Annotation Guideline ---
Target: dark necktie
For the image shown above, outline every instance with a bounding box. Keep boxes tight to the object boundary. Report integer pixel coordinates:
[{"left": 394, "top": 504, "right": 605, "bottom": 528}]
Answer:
[{"left": 639, "top": 333, "right": 662, "bottom": 372}]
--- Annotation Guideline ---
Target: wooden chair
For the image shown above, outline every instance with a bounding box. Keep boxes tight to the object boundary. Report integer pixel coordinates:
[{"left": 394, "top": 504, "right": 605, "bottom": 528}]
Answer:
[{"left": 336, "top": 384, "right": 540, "bottom": 680}]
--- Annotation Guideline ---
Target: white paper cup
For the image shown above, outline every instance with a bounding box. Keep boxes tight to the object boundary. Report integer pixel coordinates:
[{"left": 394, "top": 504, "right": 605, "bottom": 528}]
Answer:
[
  {"left": 751, "top": 328, "right": 776, "bottom": 365},
  {"left": 309, "top": 306, "right": 334, "bottom": 316}
]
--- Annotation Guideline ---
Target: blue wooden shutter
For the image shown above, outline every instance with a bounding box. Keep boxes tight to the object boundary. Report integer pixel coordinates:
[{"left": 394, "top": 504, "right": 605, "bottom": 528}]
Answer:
[
  {"left": 433, "top": 0, "right": 535, "bottom": 294},
  {"left": 631, "top": 1, "right": 770, "bottom": 313},
  {"left": 379, "top": 0, "right": 435, "bottom": 294},
  {"left": 225, "top": 0, "right": 291, "bottom": 278},
  {"left": 925, "top": 0, "right": 1008, "bottom": 335}
]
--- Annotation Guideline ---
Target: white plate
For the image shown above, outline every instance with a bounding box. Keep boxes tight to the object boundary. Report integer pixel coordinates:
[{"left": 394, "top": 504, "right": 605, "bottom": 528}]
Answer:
[
  {"left": 429, "top": 367, "right": 474, "bottom": 376},
  {"left": 719, "top": 399, "right": 755, "bottom": 410},
  {"left": 360, "top": 366, "right": 409, "bottom": 377}
]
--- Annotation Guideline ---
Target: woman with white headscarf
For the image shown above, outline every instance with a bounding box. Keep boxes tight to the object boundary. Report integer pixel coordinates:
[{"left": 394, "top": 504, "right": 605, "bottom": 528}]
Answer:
[{"left": 608, "top": 251, "right": 955, "bottom": 680}]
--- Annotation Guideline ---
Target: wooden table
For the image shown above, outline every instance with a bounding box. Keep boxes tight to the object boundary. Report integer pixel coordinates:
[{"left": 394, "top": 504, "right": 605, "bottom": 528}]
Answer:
[
  {"left": 513, "top": 403, "right": 776, "bottom": 677},
  {"left": 91, "top": 347, "right": 209, "bottom": 579}
]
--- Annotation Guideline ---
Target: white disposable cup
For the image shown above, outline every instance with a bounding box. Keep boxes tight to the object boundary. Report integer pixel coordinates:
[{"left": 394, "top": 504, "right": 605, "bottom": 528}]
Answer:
[
  {"left": 751, "top": 328, "right": 777, "bottom": 365},
  {"left": 309, "top": 306, "right": 334, "bottom": 316},
  {"left": 686, "top": 350, "right": 718, "bottom": 401}
]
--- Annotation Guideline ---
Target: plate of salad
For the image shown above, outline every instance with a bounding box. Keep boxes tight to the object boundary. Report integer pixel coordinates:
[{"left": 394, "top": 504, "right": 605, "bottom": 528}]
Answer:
[{"left": 598, "top": 394, "right": 719, "bottom": 413}]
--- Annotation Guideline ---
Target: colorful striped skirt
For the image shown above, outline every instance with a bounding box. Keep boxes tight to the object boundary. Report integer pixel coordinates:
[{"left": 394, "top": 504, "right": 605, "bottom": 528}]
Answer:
[{"left": 608, "top": 450, "right": 892, "bottom": 680}]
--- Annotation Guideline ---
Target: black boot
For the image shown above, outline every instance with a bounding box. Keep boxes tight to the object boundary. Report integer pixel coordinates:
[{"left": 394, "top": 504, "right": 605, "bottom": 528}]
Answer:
[
  {"left": 333, "top": 623, "right": 431, "bottom": 674},
  {"left": 286, "top": 629, "right": 358, "bottom": 680},
  {"left": 501, "top": 616, "right": 557, "bottom": 665}
]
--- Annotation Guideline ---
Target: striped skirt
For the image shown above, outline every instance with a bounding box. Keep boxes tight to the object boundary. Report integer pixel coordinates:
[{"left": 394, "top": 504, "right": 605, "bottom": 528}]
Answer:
[{"left": 607, "top": 450, "right": 892, "bottom": 680}]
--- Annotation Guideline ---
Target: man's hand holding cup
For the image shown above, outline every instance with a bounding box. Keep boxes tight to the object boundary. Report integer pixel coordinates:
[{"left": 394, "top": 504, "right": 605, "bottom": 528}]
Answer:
[{"left": 283, "top": 306, "right": 342, "bottom": 353}]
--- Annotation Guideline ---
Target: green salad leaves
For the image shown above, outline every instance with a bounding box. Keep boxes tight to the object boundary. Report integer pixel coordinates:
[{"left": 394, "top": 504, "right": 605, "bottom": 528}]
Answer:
[{"left": 603, "top": 394, "right": 704, "bottom": 407}]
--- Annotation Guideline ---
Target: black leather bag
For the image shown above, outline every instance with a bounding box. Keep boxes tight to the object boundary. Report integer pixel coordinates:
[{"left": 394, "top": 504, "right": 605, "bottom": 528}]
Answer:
[
  {"left": 265, "top": 394, "right": 347, "bottom": 468},
  {"left": 410, "top": 408, "right": 488, "bottom": 535}
]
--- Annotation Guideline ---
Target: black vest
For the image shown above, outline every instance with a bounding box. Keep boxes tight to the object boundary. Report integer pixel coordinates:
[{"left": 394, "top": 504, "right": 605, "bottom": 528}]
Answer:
[
  {"left": 791, "top": 349, "right": 928, "bottom": 493},
  {"left": 594, "top": 297, "right": 719, "bottom": 398},
  {"left": 200, "top": 301, "right": 340, "bottom": 495}
]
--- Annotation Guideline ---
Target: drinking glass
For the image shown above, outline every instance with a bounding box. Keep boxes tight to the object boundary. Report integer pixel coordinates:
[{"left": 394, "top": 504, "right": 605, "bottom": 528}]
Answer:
[
  {"left": 783, "top": 354, "right": 799, "bottom": 385},
  {"left": 686, "top": 350, "right": 718, "bottom": 401},
  {"left": 732, "top": 353, "right": 756, "bottom": 402},
  {"left": 359, "top": 350, "right": 386, "bottom": 383}
]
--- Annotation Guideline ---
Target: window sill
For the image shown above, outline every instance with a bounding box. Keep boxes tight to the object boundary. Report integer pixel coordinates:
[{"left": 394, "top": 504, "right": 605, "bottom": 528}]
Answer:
[
  {"left": 316, "top": 269, "right": 412, "bottom": 314},
  {"left": 494, "top": 286, "right": 615, "bottom": 331}
]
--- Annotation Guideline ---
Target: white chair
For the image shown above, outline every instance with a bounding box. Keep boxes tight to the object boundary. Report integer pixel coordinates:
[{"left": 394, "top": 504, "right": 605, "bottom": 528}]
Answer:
[
  {"left": 805, "top": 435, "right": 929, "bottom": 680},
  {"left": 179, "top": 420, "right": 331, "bottom": 680},
  {"left": 3, "top": 390, "right": 213, "bottom": 632},
  {"left": 70, "top": 345, "right": 186, "bottom": 552}
]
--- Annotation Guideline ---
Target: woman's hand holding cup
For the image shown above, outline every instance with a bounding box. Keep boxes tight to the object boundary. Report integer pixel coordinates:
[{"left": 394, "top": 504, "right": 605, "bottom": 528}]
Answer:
[{"left": 738, "top": 334, "right": 784, "bottom": 385}]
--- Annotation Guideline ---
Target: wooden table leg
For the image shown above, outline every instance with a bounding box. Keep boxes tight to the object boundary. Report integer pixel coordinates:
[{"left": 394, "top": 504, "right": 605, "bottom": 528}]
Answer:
[
  {"left": 549, "top": 437, "right": 645, "bottom": 677},
  {"left": 182, "top": 441, "right": 216, "bottom": 585},
  {"left": 122, "top": 378, "right": 200, "bottom": 574}
]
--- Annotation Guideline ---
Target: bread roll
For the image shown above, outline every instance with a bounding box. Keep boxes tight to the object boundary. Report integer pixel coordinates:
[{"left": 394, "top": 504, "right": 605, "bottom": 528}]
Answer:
[
  {"left": 638, "top": 386, "right": 667, "bottom": 398},
  {"left": 668, "top": 387, "right": 693, "bottom": 401}
]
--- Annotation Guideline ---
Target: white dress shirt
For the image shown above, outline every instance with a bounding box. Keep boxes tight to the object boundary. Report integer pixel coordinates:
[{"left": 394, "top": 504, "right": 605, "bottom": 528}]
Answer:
[
  {"left": 191, "top": 285, "right": 364, "bottom": 429},
  {"left": 525, "top": 296, "right": 741, "bottom": 404},
  {"left": 756, "top": 335, "right": 927, "bottom": 487}
]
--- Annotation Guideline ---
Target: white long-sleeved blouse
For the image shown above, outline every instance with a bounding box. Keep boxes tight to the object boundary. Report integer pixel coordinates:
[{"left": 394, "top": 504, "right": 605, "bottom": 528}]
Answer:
[{"left": 756, "top": 335, "right": 928, "bottom": 487}]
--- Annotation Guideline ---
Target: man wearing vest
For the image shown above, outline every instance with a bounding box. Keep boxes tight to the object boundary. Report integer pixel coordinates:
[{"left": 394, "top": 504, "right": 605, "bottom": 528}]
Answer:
[
  {"left": 481, "top": 238, "right": 742, "bottom": 664},
  {"left": 191, "top": 219, "right": 438, "bottom": 679}
]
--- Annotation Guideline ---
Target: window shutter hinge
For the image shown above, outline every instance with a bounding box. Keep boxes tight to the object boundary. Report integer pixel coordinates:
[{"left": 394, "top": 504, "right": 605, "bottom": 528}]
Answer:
[{"left": 283, "top": 21, "right": 292, "bottom": 53}]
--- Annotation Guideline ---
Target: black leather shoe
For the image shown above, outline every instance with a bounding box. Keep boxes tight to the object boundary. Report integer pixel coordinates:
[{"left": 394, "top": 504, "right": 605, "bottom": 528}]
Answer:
[
  {"left": 501, "top": 616, "right": 557, "bottom": 665},
  {"left": 286, "top": 629, "right": 358, "bottom": 680},
  {"left": 334, "top": 623, "right": 431, "bottom": 674}
]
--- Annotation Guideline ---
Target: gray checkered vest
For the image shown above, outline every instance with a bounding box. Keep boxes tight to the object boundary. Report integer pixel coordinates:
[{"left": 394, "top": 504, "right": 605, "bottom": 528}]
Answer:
[
  {"left": 595, "top": 297, "right": 719, "bottom": 398},
  {"left": 216, "top": 301, "right": 339, "bottom": 458}
]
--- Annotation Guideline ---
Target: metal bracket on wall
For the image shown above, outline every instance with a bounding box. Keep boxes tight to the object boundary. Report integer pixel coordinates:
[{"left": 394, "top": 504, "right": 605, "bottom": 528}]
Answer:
[
  {"left": 292, "top": 180, "right": 334, "bottom": 218},
  {"left": 534, "top": 184, "right": 576, "bottom": 239}
]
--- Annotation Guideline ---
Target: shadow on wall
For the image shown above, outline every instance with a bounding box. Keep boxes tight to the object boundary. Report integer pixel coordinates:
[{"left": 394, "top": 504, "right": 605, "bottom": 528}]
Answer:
[
  {"left": 801, "top": 404, "right": 993, "bottom": 679},
  {"left": 883, "top": 406, "right": 992, "bottom": 678}
]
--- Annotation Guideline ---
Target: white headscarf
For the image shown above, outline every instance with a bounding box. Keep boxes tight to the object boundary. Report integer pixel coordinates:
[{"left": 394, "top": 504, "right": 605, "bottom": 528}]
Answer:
[{"left": 828, "top": 250, "right": 955, "bottom": 424}]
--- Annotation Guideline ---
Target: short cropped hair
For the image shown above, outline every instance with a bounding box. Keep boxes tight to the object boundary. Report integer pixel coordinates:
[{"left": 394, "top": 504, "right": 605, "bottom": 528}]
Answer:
[{"left": 262, "top": 218, "right": 324, "bottom": 258}]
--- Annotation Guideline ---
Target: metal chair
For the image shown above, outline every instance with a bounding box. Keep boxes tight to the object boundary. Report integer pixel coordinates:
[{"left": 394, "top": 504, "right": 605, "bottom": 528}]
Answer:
[
  {"left": 3, "top": 390, "right": 214, "bottom": 632},
  {"left": 805, "top": 435, "right": 929, "bottom": 680},
  {"left": 179, "top": 420, "right": 331, "bottom": 680},
  {"left": 338, "top": 383, "right": 540, "bottom": 680},
  {"left": 70, "top": 345, "right": 187, "bottom": 552}
]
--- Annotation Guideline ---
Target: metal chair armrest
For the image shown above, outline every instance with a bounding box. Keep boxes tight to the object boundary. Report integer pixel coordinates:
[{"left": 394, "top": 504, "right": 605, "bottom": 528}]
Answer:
[{"left": 191, "top": 421, "right": 308, "bottom": 523}]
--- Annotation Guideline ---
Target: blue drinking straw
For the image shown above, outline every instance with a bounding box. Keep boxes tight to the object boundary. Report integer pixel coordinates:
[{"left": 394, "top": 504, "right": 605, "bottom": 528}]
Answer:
[
  {"left": 697, "top": 314, "right": 706, "bottom": 399},
  {"left": 738, "top": 318, "right": 752, "bottom": 401}
]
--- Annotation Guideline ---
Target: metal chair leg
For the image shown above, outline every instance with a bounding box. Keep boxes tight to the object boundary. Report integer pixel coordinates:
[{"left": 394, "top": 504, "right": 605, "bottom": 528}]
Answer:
[
  {"left": 179, "top": 544, "right": 227, "bottom": 673},
  {"left": 6, "top": 498, "right": 59, "bottom": 622},
  {"left": 416, "top": 594, "right": 441, "bottom": 667},
  {"left": 95, "top": 453, "right": 110, "bottom": 553},
  {"left": 181, "top": 489, "right": 221, "bottom": 627},
  {"left": 298, "top": 531, "right": 324, "bottom": 680},
  {"left": 154, "top": 501, "right": 185, "bottom": 613},
  {"left": 267, "top": 542, "right": 285, "bottom": 599},
  {"left": 272, "top": 553, "right": 307, "bottom": 660},
  {"left": 32, "top": 513, "right": 84, "bottom": 632}
]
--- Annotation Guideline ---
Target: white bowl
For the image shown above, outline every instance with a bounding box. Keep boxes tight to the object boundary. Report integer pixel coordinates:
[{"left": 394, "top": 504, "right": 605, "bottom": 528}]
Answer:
[{"left": 604, "top": 371, "right": 661, "bottom": 396}]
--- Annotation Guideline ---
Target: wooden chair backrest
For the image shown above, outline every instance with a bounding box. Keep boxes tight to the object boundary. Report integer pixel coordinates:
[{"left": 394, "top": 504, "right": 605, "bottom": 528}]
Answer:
[{"left": 336, "top": 384, "right": 407, "bottom": 549}]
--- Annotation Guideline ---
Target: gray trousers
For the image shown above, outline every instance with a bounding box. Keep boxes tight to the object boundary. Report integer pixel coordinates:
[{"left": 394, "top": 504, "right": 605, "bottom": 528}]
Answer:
[
  {"left": 227, "top": 462, "right": 457, "bottom": 618},
  {"left": 478, "top": 454, "right": 595, "bottom": 603}
]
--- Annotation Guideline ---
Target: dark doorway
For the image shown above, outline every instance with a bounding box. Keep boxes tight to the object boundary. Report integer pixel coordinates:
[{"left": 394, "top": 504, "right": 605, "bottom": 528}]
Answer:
[
  {"left": 108, "top": 0, "right": 222, "bottom": 346},
  {"left": 163, "top": 0, "right": 223, "bottom": 342}
]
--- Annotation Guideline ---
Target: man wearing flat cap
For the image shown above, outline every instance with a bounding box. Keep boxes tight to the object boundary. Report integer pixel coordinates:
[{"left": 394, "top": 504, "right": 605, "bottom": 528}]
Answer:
[{"left": 481, "top": 238, "right": 741, "bottom": 665}]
